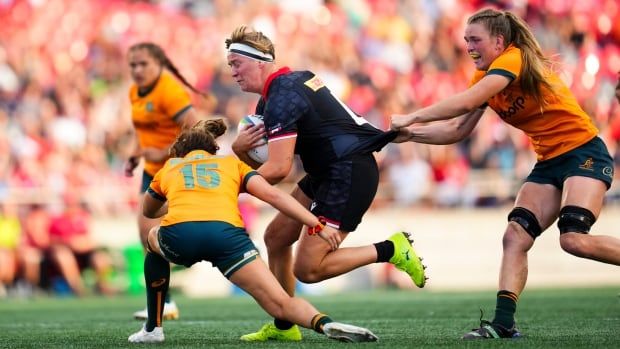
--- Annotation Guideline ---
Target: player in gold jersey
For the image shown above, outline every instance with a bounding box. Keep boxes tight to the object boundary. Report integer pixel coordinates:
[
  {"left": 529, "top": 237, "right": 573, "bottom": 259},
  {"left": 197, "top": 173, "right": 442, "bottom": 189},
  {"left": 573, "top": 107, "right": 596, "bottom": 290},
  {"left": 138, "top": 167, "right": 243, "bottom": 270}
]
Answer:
[
  {"left": 127, "top": 119, "right": 377, "bottom": 344},
  {"left": 391, "top": 8, "right": 620, "bottom": 339},
  {"left": 124, "top": 42, "right": 205, "bottom": 321}
]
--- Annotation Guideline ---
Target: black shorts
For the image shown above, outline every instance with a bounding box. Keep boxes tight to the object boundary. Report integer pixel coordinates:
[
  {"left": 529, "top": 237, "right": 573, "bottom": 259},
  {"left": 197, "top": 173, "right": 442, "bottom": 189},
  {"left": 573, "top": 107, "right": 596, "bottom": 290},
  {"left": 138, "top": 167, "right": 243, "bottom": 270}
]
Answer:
[
  {"left": 158, "top": 221, "right": 258, "bottom": 278},
  {"left": 526, "top": 136, "right": 614, "bottom": 190},
  {"left": 298, "top": 153, "right": 378, "bottom": 232}
]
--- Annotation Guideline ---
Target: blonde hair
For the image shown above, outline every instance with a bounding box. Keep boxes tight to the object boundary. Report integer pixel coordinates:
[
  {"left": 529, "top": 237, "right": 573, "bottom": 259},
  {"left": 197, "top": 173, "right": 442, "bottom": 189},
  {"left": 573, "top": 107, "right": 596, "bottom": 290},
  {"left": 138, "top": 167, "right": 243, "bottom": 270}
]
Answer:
[
  {"left": 468, "top": 9, "right": 556, "bottom": 107},
  {"left": 225, "top": 26, "right": 275, "bottom": 60},
  {"left": 169, "top": 119, "right": 227, "bottom": 157}
]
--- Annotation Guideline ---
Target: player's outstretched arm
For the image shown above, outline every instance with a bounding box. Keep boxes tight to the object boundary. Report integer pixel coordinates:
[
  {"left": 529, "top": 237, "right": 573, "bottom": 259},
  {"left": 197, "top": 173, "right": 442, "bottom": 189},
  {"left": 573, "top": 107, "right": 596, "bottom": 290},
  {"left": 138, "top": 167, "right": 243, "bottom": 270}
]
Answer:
[
  {"left": 391, "top": 74, "right": 509, "bottom": 128},
  {"left": 407, "top": 108, "right": 485, "bottom": 145},
  {"left": 245, "top": 174, "right": 341, "bottom": 250}
]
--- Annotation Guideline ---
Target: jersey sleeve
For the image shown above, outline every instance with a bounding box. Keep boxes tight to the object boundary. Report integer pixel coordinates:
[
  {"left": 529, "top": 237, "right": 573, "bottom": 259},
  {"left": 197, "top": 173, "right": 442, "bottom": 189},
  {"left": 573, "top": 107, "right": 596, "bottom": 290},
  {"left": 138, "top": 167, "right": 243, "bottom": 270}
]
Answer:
[
  {"left": 486, "top": 47, "right": 521, "bottom": 82},
  {"left": 147, "top": 166, "right": 167, "bottom": 202},
  {"left": 160, "top": 77, "right": 193, "bottom": 122},
  {"left": 237, "top": 159, "right": 259, "bottom": 193},
  {"left": 262, "top": 79, "right": 310, "bottom": 141}
]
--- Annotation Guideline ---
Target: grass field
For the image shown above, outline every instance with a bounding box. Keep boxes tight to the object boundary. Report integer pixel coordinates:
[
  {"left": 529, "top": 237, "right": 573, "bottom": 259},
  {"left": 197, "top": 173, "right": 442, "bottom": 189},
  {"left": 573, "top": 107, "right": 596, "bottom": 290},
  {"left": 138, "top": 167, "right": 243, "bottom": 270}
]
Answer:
[{"left": 1, "top": 287, "right": 619, "bottom": 349}]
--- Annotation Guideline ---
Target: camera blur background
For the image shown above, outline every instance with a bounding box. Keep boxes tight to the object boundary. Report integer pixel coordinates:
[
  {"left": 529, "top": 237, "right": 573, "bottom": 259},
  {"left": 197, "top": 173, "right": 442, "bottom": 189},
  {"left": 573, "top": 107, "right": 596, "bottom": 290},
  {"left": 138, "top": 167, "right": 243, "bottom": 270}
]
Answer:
[{"left": 0, "top": 0, "right": 619, "bottom": 299}]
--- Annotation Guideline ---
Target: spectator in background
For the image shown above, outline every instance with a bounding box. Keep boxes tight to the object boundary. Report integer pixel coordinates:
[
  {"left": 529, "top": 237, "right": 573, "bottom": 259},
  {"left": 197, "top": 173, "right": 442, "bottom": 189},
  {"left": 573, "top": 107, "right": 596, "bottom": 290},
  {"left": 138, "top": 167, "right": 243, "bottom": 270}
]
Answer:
[
  {"left": 616, "top": 71, "right": 620, "bottom": 103},
  {"left": 18, "top": 204, "right": 51, "bottom": 294},
  {"left": 386, "top": 144, "right": 433, "bottom": 206},
  {"left": 1, "top": 0, "right": 619, "bottom": 215},
  {"left": 48, "top": 190, "right": 114, "bottom": 296},
  {"left": 124, "top": 42, "right": 205, "bottom": 319},
  {"left": 391, "top": 8, "right": 620, "bottom": 339},
  {"left": 0, "top": 202, "right": 21, "bottom": 297}
]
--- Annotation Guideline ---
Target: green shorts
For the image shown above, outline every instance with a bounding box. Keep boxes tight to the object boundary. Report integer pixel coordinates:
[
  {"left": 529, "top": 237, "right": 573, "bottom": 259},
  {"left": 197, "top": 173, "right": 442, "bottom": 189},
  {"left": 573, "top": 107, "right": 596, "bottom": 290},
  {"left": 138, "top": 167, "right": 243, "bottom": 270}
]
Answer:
[
  {"left": 157, "top": 221, "right": 258, "bottom": 278},
  {"left": 526, "top": 136, "right": 614, "bottom": 190}
]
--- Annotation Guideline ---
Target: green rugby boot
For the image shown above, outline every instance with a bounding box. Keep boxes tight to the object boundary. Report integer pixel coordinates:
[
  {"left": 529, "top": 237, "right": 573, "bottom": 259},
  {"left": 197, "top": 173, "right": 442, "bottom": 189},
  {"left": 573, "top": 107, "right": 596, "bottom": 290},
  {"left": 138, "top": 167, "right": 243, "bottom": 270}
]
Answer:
[
  {"left": 388, "top": 232, "right": 427, "bottom": 288},
  {"left": 240, "top": 323, "right": 302, "bottom": 342}
]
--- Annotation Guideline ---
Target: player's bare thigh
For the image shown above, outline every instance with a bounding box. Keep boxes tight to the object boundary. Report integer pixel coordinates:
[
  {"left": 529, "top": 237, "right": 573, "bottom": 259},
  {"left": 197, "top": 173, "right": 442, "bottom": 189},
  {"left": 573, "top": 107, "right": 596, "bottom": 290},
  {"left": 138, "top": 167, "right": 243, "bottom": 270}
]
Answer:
[
  {"left": 264, "top": 185, "right": 312, "bottom": 246},
  {"left": 561, "top": 176, "right": 607, "bottom": 219},
  {"left": 146, "top": 226, "right": 163, "bottom": 256},
  {"left": 513, "top": 182, "right": 562, "bottom": 233},
  {"left": 294, "top": 227, "right": 348, "bottom": 270}
]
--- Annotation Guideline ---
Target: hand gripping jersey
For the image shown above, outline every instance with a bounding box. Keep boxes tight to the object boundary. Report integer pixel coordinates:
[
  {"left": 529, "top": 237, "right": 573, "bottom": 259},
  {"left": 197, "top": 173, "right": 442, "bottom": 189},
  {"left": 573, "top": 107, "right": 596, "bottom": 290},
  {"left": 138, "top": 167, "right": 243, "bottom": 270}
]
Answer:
[
  {"left": 470, "top": 45, "right": 598, "bottom": 161},
  {"left": 257, "top": 68, "right": 397, "bottom": 176},
  {"left": 130, "top": 72, "right": 193, "bottom": 175},
  {"left": 148, "top": 150, "right": 258, "bottom": 227}
]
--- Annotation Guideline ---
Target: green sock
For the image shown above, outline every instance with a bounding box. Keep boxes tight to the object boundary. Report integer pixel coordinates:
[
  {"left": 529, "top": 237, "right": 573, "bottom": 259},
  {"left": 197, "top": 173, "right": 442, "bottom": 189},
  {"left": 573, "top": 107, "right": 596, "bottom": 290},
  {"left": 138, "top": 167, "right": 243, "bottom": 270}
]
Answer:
[
  {"left": 492, "top": 290, "right": 518, "bottom": 329},
  {"left": 144, "top": 252, "right": 170, "bottom": 331}
]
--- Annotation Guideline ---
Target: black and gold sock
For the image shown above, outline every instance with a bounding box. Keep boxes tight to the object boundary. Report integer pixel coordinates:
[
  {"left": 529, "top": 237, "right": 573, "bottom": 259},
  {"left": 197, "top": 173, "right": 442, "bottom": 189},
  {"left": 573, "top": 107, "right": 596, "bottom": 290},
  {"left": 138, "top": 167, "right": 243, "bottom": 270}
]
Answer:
[
  {"left": 492, "top": 290, "right": 518, "bottom": 329},
  {"left": 311, "top": 313, "right": 333, "bottom": 334},
  {"left": 274, "top": 318, "right": 294, "bottom": 330},
  {"left": 144, "top": 252, "right": 170, "bottom": 331},
  {"left": 374, "top": 240, "right": 395, "bottom": 263}
]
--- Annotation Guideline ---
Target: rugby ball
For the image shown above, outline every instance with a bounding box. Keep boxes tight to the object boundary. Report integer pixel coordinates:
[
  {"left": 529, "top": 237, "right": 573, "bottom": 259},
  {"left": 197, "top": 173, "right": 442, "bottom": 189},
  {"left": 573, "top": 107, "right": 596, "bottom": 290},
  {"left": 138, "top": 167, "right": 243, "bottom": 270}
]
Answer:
[{"left": 237, "top": 114, "right": 268, "bottom": 163}]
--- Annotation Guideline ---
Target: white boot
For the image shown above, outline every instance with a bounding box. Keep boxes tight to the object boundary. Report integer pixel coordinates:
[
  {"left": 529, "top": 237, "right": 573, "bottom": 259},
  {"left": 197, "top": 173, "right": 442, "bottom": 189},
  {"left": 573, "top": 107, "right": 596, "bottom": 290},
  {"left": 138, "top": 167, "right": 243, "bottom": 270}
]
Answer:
[
  {"left": 128, "top": 325, "right": 164, "bottom": 343},
  {"left": 323, "top": 322, "right": 378, "bottom": 342}
]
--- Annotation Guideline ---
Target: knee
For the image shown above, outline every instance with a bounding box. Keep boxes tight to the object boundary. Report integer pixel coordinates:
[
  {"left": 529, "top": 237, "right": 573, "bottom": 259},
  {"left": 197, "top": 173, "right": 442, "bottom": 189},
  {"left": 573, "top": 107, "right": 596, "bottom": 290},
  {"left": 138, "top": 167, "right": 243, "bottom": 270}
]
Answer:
[
  {"left": 263, "top": 225, "right": 280, "bottom": 249},
  {"left": 50, "top": 245, "right": 71, "bottom": 260},
  {"left": 91, "top": 251, "right": 111, "bottom": 269},
  {"left": 502, "top": 222, "right": 534, "bottom": 251},
  {"left": 264, "top": 221, "right": 300, "bottom": 251},
  {"left": 560, "top": 233, "right": 593, "bottom": 258},
  {"left": 293, "top": 264, "right": 323, "bottom": 284},
  {"left": 557, "top": 206, "right": 596, "bottom": 234},
  {"left": 507, "top": 207, "right": 542, "bottom": 240},
  {"left": 138, "top": 216, "right": 154, "bottom": 246}
]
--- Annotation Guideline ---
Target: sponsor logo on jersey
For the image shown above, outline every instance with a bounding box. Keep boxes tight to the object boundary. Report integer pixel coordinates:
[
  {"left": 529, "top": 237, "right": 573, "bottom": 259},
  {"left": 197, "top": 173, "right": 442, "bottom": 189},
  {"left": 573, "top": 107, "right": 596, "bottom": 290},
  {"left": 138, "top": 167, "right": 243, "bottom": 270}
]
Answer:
[
  {"left": 304, "top": 76, "right": 325, "bottom": 91},
  {"left": 497, "top": 96, "right": 526, "bottom": 119},
  {"left": 602, "top": 166, "right": 613, "bottom": 177}
]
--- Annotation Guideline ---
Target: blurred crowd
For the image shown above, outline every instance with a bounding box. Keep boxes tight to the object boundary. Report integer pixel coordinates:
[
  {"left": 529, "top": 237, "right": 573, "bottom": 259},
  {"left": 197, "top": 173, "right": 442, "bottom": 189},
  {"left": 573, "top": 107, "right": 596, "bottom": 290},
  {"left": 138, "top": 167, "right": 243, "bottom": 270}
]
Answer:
[{"left": 1, "top": 0, "right": 620, "bottom": 295}]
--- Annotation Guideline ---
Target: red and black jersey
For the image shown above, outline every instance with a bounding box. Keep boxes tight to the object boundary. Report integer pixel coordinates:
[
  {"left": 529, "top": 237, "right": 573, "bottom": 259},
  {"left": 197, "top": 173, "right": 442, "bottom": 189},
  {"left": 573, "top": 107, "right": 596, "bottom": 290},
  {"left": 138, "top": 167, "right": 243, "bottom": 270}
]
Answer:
[{"left": 257, "top": 67, "right": 396, "bottom": 176}]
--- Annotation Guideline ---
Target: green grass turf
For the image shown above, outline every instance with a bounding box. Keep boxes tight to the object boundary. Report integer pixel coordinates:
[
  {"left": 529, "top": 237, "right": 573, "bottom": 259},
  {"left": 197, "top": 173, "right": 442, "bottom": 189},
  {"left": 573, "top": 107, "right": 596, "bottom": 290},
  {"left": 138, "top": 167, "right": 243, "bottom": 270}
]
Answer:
[{"left": 0, "top": 287, "right": 618, "bottom": 348}]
